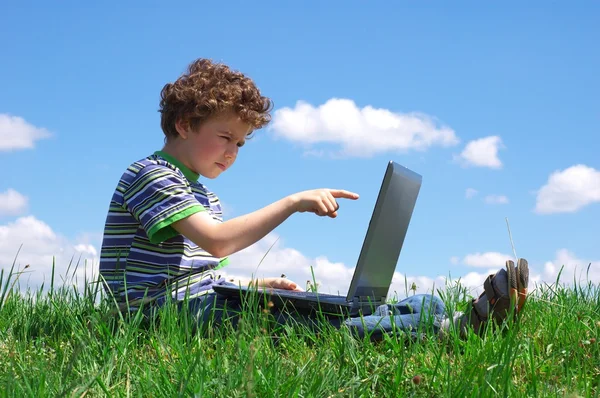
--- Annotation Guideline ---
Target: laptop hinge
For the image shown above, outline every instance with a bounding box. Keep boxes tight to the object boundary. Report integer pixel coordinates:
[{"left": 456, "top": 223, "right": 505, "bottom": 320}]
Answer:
[{"left": 354, "top": 296, "right": 386, "bottom": 305}]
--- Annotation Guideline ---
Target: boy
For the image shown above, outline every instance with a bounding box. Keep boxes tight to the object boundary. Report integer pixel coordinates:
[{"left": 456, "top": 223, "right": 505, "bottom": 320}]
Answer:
[{"left": 99, "top": 58, "right": 528, "bottom": 338}]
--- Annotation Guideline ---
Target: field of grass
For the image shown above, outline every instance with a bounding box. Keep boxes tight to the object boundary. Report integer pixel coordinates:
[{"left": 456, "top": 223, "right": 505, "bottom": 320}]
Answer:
[{"left": 0, "top": 261, "right": 598, "bottom": 397}]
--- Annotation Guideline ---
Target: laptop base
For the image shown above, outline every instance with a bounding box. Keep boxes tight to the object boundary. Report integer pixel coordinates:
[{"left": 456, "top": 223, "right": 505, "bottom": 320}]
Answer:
[{"left": 212, "top": 284, "right": 382, "bottom": 317}]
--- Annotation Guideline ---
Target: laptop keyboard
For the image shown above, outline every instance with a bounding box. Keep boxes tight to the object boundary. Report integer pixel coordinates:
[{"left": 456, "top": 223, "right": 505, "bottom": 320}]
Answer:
[{"left": 270, "top": 289, "right": 343, "bottom": 299}]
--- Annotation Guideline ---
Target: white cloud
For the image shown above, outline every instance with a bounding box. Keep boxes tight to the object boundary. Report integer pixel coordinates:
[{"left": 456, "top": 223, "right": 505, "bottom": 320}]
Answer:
[
  {"left": 225, "top": 234, "right": 353, "bottom": 294},
  {"left": 0, "top": 216, "right": 98, "bottom": 291},
  {"left": 534, "top": 165, "right": 600, "bottom": 214},
  {"left": 73, "top": 244, "right": 98, "bottom": 258},
  {"left": 453, "top": 249, "right": 600, "bottom": 293},
  {"left": 455, "top": 136, "right": 504, "bottom": 169},
  {"left": 270, "top": 98, "right": 459, "bottom": 157},
  {"left": 0, "top": 189, "right": 28, "bottom": 216},
  {"left": 0, "top": 114, "right": 51, "bottom": 152},
  {"left": 457, "top": 251, "right": 515, "bottom": 268},
  {"left": 542, "top": 249, "right": 600, "bottom": 286},
  {"left": 465, "top": 188, "right": 478, "bottom": 199},
  {"left": 484, "top": 194, "right": 509, "bottom": 205}
]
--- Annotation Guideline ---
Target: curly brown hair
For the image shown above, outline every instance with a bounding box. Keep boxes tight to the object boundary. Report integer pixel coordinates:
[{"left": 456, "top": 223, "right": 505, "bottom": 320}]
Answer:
[{"left": 159, "top": 58, "right": 273, "bottom": 141}]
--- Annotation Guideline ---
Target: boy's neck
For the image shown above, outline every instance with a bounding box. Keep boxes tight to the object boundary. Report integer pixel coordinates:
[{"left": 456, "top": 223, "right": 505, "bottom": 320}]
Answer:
[{"left": 156, "top": 145, "right": 200, "bottom": 182}]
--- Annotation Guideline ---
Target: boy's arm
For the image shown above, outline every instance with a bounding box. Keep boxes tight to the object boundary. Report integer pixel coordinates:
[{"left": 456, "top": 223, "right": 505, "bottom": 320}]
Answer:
[
  {"left": 172, "top": 195, "right": 296, "bottom": 258},
  {"left": 172, "top": 188, "right": 359, "bottom": 258}
]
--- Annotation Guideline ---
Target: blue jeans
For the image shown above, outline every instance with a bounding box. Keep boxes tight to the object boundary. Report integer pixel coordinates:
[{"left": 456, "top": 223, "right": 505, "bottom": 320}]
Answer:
[
  {"left": 182, "top": 281, "right": 447, "bottom": 341},
  {"left": 342, "top": 293, "right": 446, "bottom": 340}
]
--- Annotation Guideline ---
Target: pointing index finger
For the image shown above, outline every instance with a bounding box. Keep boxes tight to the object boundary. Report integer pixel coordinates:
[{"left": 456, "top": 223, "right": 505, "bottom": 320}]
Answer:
[{"left": 329, "top": 189, "right": 359, "bottom": 199}]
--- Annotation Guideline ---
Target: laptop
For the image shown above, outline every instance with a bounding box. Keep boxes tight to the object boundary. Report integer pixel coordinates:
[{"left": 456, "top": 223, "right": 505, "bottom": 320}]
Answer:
[{"left": 213, "top": 161, "right": 422, "bottom": 317}]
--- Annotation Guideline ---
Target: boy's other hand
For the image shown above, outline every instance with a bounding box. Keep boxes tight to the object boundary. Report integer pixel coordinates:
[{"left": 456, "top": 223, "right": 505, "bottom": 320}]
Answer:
[
  {"left": 258, "top": 277, "right": 304, "bottom": 292},
  {"left": 291, "top": 189, "right": 359, "bottom": 218}
]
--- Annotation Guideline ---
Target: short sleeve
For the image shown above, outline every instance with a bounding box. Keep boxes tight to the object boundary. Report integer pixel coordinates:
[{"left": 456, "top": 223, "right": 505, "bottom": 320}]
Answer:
[{"left": 123, "top": 164, "right": 205, "bottom": 244}]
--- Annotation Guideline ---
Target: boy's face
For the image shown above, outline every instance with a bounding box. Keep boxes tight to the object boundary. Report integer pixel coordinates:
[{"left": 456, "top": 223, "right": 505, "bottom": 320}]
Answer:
[{"left": 176, "top": 113, "right": 252, "bottom": 179}]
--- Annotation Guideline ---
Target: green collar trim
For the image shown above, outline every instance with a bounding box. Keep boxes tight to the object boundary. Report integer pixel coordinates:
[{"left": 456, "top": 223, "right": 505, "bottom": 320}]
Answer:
[{"left": 154, "top": 150, "right": 200, "bottom": 182}]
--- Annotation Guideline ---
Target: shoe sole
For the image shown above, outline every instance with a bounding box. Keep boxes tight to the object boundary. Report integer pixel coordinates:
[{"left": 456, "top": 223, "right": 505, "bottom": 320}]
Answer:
[
  {"left": 516, "top": 258, "right": 529, "bottom": 311},
  {"left": 506, "top": 260, "right": 518, "bottom": 313}
]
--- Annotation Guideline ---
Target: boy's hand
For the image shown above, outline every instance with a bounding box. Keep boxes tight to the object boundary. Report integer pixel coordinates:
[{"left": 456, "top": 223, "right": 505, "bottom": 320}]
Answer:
[
  {"left": 257, "top": 277, "right": 304, "bottom": 292},
  {"left": 290, "top": 189, "right": 359, "bottom": 218}
]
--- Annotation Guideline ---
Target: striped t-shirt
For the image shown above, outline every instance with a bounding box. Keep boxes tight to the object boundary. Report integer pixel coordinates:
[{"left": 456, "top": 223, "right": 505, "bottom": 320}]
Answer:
[{"left": 99, "top": 150, "right": 229, "bottom": 310}]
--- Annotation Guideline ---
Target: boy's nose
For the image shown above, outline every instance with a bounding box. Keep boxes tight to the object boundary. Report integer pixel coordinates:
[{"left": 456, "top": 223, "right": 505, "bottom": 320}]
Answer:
[{"left": 225, "top": 147, "right": 238, "bottom": 158}]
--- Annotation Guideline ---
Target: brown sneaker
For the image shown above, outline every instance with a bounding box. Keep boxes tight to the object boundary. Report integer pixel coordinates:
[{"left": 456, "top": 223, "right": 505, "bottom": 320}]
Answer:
[
  {"left": 459, "top": 258, "right": 529, "bottom": 336},
  {"left": 516, "top": 258, "right": 529, "bottom": 312}
]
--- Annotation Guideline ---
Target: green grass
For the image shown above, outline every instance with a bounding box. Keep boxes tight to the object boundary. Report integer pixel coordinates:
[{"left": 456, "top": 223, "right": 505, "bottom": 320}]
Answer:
[{"left": 0, "top": 261, "right": 598, "bottom": 397}]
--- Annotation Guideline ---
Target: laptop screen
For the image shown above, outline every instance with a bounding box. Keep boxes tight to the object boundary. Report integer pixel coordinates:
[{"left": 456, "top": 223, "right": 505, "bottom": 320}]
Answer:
[{"left": 346, "top": 161, "right": 422, "bottom": 301}]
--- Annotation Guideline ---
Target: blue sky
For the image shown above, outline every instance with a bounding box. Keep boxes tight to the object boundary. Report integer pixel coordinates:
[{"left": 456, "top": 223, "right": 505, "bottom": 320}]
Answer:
[{"left": 1, "top": 2, "right": 598, "bottom": 296}]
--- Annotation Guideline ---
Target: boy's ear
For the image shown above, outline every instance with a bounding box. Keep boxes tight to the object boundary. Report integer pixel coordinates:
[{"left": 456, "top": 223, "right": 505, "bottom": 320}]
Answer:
[{"left": 174, "top": 119, "right": 190, "bottom": 139}]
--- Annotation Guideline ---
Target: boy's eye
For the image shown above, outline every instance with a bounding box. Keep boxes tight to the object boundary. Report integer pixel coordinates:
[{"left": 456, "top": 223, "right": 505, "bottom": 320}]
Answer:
[{"left": 221, "top": 134, "right": 244, "bottom": 147}]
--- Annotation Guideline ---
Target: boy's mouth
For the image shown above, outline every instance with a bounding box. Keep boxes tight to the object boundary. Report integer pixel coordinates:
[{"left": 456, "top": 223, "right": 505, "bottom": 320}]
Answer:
[{"left": 215, "top": 162, "right": 226, "bottom": 171}]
